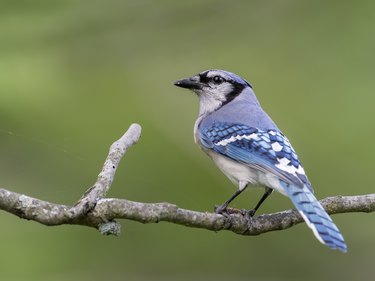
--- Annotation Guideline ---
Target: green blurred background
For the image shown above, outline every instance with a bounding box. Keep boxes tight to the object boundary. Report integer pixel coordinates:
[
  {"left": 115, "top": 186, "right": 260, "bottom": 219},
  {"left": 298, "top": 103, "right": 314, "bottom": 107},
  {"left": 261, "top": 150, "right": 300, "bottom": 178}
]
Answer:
[{"left": 0, "top": 1, "right": 374, "bottom": 280}]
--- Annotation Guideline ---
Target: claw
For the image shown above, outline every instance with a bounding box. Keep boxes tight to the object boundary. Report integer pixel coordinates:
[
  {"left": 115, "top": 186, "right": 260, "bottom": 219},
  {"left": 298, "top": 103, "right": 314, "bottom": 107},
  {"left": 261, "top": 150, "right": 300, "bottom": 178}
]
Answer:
[
  {"left": 241, "top": 209, "right": 255, "bottom": 228},
  {"left": 214, "top": 204, "right": 233, "bottom": 229},
  {"left": 214, "top": 204, "right": 228, "bottom": 215}
]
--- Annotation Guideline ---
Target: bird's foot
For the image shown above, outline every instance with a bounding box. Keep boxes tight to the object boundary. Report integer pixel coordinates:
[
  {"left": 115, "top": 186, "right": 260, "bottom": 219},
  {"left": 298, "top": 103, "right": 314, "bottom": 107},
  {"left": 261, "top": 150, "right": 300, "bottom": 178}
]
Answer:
[
  {"left": 214, "top": 204, "right": 228, "bottom": 215},
  {"left": 241, "top": 209, "right": 256, "bottom": 229},
  {"left": 214, "top": 204, "right": 234, "bottom": 229},
  {"left": 214, "top": 205, "right": 243, "bottom": 216}
]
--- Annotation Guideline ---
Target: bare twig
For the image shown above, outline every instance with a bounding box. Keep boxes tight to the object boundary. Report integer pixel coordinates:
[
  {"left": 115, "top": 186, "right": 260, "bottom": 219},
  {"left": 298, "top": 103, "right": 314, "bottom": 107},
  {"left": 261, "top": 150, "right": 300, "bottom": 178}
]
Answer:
[
  {"left": 0, "top": 124, "right": 374, "bottom": 237},
  {"left": 69, "top": 123, "right": 141, "bottom": 220}
]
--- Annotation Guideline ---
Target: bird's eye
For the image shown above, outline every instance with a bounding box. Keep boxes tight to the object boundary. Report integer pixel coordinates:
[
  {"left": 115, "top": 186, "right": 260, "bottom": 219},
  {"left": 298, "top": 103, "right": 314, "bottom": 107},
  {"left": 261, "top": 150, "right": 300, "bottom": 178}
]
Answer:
[{"left": 212, "top": 75, "right": 224, "bottom": 84}]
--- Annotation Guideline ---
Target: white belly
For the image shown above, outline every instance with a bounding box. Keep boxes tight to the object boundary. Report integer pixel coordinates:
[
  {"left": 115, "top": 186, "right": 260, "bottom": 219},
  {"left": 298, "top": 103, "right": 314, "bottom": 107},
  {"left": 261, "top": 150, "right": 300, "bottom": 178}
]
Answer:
[{"left": 206, "top": 149, "right": 287, "bottom": 196}]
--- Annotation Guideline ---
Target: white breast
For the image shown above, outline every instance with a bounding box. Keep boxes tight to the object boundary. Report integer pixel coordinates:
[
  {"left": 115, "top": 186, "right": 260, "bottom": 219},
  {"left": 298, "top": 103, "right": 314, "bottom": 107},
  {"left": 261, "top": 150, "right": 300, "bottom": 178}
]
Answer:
[{"left": 205, "top": 149, "right": 287, "bottom": 196}]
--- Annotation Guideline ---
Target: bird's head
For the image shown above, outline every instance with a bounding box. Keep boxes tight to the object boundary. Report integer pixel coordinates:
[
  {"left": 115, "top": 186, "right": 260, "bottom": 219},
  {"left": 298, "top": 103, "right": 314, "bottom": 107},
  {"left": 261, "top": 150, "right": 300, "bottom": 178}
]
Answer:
[{"left": 174, "top": 69, "right": 252, "bottom": 115}]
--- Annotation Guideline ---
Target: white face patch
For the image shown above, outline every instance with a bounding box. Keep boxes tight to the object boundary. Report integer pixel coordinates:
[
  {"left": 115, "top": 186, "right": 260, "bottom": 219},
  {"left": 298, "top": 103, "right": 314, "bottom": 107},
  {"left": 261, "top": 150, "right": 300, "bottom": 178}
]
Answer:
[
  {"left": 198, "top": 93, "right": 225, "bottom": 116},
  {"left": 197, "top": 82, "right": 233, "bottom": 99},
  {"left": 196, "top": 82, "right": 234, "bottom": 116},
  {"left": 213, "top": 83, "right": 234, "bottom": 96},
  {"left": 194, "top": 70, "right": 247, "bottom": 116}
]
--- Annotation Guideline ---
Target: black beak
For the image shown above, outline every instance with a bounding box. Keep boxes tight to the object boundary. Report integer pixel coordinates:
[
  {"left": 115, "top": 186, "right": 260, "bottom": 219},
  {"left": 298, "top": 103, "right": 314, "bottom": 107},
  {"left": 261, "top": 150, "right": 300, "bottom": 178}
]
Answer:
[{"left": 174, "top": 76, "right": 201, "bottom": 90}]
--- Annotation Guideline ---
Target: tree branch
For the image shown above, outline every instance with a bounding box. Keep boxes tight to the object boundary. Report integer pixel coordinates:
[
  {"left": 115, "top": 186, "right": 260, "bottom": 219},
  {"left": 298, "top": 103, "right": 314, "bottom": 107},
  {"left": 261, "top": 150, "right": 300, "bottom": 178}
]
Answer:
[{"left": 0, "top": 124, "right": 374, "bottom": 236}]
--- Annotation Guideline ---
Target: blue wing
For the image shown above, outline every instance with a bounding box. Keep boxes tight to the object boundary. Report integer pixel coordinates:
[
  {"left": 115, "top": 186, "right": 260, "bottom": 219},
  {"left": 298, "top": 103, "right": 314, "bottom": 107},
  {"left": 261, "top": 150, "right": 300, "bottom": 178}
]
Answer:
[
  {"left": 200, "top": 122, "right": 312, "bottom": 190},
  {"left": 200, "top": 122, "right": 347, "bottom": 252}
]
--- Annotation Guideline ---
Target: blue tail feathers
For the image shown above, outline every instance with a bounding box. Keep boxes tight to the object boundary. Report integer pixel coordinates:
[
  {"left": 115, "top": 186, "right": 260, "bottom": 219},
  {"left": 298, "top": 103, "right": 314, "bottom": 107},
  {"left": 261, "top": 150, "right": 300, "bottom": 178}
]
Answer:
[{"left": 280, "top": 181, "right": 347, "bottom": 252}]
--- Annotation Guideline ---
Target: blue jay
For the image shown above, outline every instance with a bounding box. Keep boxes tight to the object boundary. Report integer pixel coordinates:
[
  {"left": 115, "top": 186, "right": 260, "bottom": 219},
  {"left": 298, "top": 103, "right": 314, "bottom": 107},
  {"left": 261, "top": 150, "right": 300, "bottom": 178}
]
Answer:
[{"left": 174, "top": 69, "right": 347, "bottom": 252}]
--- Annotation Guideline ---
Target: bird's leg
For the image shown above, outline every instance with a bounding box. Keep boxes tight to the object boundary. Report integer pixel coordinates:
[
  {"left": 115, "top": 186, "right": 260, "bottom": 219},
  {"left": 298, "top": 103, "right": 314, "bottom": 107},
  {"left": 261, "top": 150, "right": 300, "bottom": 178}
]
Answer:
[
  {"left": 244, "top": 187, "right": 273, "bottom": 218},
  {"left": 214, "top": 189, "right": 245, "bottom": 215},
  {"left": 240, "top": 188, "right": 273, "bottom": 229}
]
